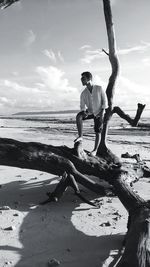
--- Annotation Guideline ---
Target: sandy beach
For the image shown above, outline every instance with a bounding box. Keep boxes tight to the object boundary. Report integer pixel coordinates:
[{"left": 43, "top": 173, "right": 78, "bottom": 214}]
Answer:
[{"left": 0, "top": 116, "right": 150, "bottom": 267}]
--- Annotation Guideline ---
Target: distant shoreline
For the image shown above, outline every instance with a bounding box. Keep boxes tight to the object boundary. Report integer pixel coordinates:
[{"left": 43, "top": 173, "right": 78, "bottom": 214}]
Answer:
[
  {"left": 11, "top": 108, "right": 150, "bottom": 116},
  {"left": 0, "top": 108, "right": 149, "bottom": 117},
  {"left": 12, "top": 110, "right": 79, "bottom": 116}
]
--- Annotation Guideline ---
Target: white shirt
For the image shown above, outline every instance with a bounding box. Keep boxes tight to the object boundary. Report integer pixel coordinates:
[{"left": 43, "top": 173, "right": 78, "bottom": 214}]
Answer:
[{"left": 80, "top": 85, "right": 107, "bottom": 116}]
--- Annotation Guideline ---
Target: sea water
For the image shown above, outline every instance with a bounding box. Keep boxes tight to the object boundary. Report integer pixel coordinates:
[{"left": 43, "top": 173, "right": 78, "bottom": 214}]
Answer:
[{"left": 0, "top": 110, "right": 149, "bottom": 130}]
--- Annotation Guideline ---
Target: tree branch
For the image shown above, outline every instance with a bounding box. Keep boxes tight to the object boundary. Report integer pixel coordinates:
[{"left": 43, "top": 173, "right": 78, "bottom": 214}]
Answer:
[
  {"left": 113, "top": 103, "right": 146, "bottom": 126},
  {"left": 102, "top": 48, "right": 109, "bottom": 56},
  {"left": 0, "top": 0, "right": 19, "bottom": 9}
]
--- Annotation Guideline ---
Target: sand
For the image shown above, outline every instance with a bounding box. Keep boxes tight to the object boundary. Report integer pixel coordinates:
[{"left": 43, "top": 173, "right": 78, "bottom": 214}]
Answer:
[{"left": 0, "top": 125, "right": 150, "bottom": 267}]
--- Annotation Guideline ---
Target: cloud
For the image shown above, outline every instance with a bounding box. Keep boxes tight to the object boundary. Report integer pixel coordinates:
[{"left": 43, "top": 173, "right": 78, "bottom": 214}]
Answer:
[
  {"left": 43, "top": 49, "right": 57, "bottom": 63},
  {"left": 117, "top": 42, "right": 150, "bottom": 56},
  {"left": 80, "top": 45, "right": 92, "bottom": 50},
  {"left": 12, "top": 71, "right": 19, "bottom": 77},
  {"left": 93, "top": 75, "right": 107, "bottom": 89},
  {"left": 24, "top": 30, "right": 36, "bottom": 47},
  {"left": 80, "top": 42, "right": 150, "bottom": 64},
  {"left": 35, "top": 65, "right": 79, "bottom": 109},
  {"left": 111, "top": 0, "right": 118, "bottom": 6},
  {"left": 0, "top": 97, "right": 9, "bottom": 104},
  {"left": 58, "top": 51, "right": 64, "bottom": 62},
  {"left": 81, "top": 49, "right": 104, "bottom": 64},
  {"left": 0, "top": 78, "right": 48, "bottom": 114},
  {"left": 36, "top": 65, "right": 79, "bottom": 108},
  {"left": 0, "top": 66, "right": 79, "bottom": 114},
  {"left": 114, "top": 75, "right": 150, "bottom": 109},
  {"left": 43, "top": 49, "right": 64, "bottom": 63},
  {"left": 36, "top": 66, "right": 67, "bottom": 90},
  {"left": 142, "top": 57, "right": 150, "bottom": 66}
]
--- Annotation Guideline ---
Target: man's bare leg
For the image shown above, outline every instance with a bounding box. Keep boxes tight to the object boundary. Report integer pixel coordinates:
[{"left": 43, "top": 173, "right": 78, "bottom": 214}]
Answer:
[
  {"left": 90, "top": 132, "right": 100, "bottom": 156},
  {"left": 74, "top": 113, "right": 83, "bottom": 142}
]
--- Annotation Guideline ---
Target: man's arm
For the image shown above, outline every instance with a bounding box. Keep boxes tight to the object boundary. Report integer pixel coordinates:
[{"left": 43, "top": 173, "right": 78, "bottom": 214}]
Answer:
[{"left": 80, "top": 92, "right": 86, "bottom": 111}]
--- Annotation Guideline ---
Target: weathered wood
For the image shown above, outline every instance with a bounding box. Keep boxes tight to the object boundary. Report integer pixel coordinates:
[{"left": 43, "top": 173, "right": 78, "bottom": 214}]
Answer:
[
  {"left": 122, "top": 152, "right": 150, "bottom": 178},
  {"left": 0, "top": 137, "right": 149, "bottom": 192},
  {"left": 0, "top": 0, "right": 19, "bottom": 9},
  {"left": 111, "top": 171, "right": 150, "bottom": 267},
  {"left": 117, "top": 204, "right": 150, "bottom": 267},
  {"left": 97, "top": 0, "right": 119, "bottom": 152},
  {"left": 113, "top": 103, "right": 146, "bottom": 127},
  {"left": 41, "top": 171, "right": 101, "bottom": 208},
  {"left": 0, "top": 138, "right": 107, "bottom": 195}
]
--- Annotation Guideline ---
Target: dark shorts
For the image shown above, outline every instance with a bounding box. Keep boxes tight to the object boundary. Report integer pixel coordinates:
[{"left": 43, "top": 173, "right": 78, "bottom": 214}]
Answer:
[{"left": 77, "top": 111, "right": 103, "bottom": 133}]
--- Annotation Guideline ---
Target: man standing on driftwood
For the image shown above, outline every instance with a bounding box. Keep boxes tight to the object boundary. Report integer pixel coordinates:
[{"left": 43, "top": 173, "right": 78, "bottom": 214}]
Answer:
[{"left": 74, "top": 71, "right": 107, "bottom": 156}]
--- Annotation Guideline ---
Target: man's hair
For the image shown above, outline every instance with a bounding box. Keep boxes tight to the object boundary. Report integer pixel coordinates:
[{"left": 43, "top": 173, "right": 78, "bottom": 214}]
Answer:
[{"left": 81, "top": 71, "right": 92, "bottom": 80}]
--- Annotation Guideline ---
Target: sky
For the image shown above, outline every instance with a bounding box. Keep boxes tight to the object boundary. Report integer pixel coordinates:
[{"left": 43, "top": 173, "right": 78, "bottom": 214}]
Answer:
[{"left": 0, "top": 0, "right": 150, "bottom": 115}]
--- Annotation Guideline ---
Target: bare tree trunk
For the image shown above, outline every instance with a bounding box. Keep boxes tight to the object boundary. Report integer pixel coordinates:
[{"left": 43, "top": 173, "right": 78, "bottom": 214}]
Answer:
[
  {"left": 97, "top": 0, "right": 119, "bottom": 154},
  {"left": 96, "top": 1, "right": 150, "bottom": 266},
  {"left": 112, "top": 172, "right": 150, "bottom": 267},
  {"left": 97, "top": 0, "right": 145, "bottom": 161}
]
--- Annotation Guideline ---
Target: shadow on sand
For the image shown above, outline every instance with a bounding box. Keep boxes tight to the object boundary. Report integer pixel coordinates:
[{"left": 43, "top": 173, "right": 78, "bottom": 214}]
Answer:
[{"left": 0, "top": 171, "right": 125, "bottom": 267}]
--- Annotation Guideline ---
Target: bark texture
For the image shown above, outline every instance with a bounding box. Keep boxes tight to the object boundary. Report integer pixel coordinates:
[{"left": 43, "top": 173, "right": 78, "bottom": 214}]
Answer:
[
  {"left": 0, "top": 0, "right": 19, "bottom": 9},
  {"left": 97, "top": 0, "right": 119, "bottom": 152},
  {"left": 113, "top": 174, "right": 150, "bottom": 267},
  {"left": 113, "top": 103, "right": 146, "bottom": 127}
]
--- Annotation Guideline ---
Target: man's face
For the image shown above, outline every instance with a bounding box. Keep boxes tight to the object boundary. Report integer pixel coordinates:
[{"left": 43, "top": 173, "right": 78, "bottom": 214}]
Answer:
[{"left": 81, "top": 75, "right": 90, "bottom": 86}]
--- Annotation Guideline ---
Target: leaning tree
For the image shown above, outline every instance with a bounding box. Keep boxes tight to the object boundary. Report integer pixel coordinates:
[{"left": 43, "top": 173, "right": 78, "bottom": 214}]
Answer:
[{"left": 0, "top": 0, "right": 150, "bottom": 266}]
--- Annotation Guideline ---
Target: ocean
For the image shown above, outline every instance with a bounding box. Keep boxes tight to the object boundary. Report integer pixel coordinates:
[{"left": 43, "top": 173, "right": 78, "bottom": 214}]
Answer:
[
  {"left": 0, "top": 110, "right": 149, "bottom": 131},
  {"left": 0, "top": 113, "right": 76, "bottom": 128}
]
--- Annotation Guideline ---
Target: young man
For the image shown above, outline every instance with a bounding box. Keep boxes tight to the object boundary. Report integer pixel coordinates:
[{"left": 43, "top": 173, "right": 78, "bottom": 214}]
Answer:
[{"left": 74, "top": 71, "right": 107, "bottom": 156}]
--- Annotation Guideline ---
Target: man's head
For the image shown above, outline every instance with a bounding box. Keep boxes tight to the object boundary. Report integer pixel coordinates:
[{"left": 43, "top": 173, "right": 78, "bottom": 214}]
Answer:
[{"left": 81, "top": 71, "right": 92, "bottom": 86}]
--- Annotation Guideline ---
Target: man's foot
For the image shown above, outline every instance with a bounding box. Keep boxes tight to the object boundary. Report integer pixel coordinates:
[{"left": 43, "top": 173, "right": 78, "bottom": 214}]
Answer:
[
  {"left": 89, "top": 150, "right": 97, "bottom": 156},
  {"left": 74, "top": 136, "right": 83, "bottom": 143}
]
